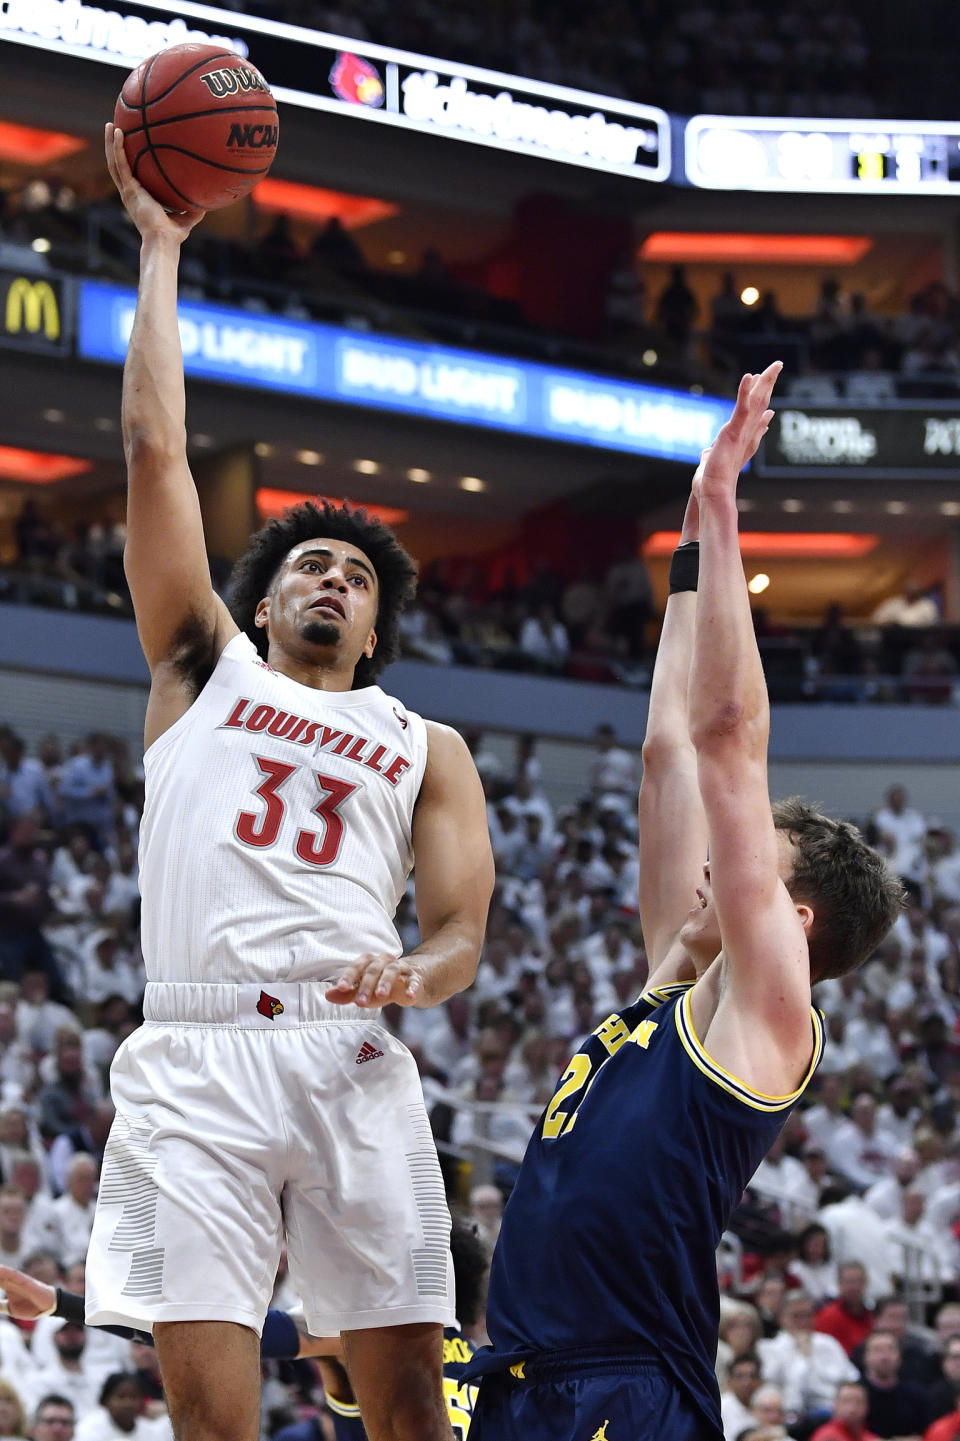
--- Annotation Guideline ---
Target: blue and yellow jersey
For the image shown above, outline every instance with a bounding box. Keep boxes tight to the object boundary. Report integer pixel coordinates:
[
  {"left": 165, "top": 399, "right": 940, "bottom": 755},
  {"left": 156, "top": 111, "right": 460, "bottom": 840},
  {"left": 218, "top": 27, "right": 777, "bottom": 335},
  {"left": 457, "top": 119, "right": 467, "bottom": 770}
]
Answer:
[
  {"left": 464, "top": 982, "right": 824, "bottom": 1434},
  {"left": 327, "top": 1325, "right": 478, "bottom": 1439}
]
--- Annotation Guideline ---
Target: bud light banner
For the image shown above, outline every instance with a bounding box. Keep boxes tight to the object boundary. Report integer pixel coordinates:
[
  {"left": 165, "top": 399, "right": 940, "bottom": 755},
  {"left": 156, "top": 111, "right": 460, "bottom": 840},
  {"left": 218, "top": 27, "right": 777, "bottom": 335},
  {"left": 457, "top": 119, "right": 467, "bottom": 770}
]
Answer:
[{"left": 77, "top": 279, "right": 729, "bottom": 463}]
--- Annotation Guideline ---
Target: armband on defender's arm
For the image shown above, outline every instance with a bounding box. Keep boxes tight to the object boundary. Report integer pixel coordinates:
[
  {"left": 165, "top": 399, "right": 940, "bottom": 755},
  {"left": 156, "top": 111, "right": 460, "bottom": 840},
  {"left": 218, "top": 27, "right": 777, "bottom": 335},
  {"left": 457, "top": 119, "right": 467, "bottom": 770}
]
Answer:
[
  {"left": 53, "top": 1288, "right": 83, "bottom": 1323},
  {"left": 52, "top": 1288, "right": 153, "bottom": 1345},
  {"left": 668, "top": 541, "right": 699, "bottom": 594}
]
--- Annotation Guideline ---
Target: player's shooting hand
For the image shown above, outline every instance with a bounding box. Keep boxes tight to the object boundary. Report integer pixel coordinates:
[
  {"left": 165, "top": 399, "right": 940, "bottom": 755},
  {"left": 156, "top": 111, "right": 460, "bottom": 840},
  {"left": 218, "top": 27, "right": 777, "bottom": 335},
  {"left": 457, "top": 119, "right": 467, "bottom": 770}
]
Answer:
[
  {"left": 104, "top": 123, "right": 204, "bottom": 241},
  {"left": 325, "top": 953, "right": 425, "bottom": 1009},
  {"left": 0, "top": 1264, "right": 56, "bottom": 1319},
  {"left": 695, "top": 361, "right": 782, "bottom": 501}
]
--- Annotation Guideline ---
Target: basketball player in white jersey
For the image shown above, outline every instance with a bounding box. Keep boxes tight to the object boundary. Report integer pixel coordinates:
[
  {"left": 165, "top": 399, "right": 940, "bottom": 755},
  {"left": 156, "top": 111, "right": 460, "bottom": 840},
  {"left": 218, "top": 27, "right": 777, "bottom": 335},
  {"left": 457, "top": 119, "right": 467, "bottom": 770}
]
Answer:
[{"left": 88, "top": 125, "right": 495, "bottom": 1441}]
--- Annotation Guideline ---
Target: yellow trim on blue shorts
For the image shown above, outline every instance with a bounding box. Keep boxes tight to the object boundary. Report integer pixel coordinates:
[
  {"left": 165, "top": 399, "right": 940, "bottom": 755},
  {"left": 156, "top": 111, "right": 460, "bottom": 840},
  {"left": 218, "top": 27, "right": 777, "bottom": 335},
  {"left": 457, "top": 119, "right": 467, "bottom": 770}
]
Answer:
[{"left": 675, "top": 988, "right": 824, "bottom": 1111}]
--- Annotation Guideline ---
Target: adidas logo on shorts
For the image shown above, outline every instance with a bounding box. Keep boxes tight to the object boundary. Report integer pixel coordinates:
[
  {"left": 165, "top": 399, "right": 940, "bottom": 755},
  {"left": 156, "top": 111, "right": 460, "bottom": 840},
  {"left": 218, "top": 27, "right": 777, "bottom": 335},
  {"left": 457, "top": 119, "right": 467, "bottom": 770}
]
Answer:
[{"left": 355, "top": 1040, "right": 384, "bottom": 1065}]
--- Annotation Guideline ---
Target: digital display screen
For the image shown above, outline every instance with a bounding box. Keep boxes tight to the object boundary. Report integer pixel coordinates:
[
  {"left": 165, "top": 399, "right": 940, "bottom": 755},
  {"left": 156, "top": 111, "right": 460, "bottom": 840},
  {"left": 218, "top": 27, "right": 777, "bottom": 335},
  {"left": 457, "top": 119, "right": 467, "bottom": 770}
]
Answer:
[
  {"left": 685, "top": 115, "right": 960, "bottom": 194},
  {"left": 0, "top": 0, "right": 670, "bottom": 182},
  {"left": 77, "top": 279, "right": 730, "bottom": 463},
  {"left": 758, "top": 406, "right": 960, "bottom": 476}
]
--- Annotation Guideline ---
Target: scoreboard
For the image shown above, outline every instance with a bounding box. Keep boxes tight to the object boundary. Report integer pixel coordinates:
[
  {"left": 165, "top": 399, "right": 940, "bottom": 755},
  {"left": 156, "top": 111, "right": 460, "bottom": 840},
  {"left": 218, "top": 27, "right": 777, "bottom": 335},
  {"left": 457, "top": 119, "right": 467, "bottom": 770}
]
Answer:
[{"left": 685, "top": 115, "right": 960, "bottom": 194}]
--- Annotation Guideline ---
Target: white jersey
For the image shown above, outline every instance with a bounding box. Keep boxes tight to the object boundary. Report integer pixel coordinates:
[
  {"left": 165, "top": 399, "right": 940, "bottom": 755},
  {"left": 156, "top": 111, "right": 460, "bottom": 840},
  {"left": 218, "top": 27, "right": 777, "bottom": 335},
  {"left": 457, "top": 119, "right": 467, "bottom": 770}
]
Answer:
[{"left": 139, "top": 633, "right": 429, "bottom": 983}]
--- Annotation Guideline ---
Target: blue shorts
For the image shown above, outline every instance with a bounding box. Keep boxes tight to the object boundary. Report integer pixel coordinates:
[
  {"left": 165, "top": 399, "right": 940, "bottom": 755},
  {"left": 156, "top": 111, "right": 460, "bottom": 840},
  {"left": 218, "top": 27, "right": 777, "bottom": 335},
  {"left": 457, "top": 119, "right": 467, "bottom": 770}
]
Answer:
[{"left": 469, "top": 1357, "right": 720, "bottom": 1441}]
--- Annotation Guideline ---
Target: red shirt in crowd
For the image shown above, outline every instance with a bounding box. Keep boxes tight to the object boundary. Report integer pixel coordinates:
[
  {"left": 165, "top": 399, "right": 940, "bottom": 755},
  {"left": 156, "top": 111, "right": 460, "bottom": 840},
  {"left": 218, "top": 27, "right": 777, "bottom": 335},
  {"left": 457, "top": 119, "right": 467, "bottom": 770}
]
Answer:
[
  {"left": 925, "top": 1412, "right": 960, "bottom": 1441},
  {"left": 810, "top": 1423, "right": 880, "bottom": 1441},
  {"left": 815, "top": 1299, "right": 875, "bottom": 1356}
]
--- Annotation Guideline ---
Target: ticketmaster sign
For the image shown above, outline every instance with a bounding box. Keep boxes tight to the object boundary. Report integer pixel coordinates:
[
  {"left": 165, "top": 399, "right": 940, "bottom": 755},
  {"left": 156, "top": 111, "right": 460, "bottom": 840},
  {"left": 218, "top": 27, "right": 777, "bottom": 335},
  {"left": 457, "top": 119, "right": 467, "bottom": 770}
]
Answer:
[
  {"left": 0, "top": 0, "right": 669, "bottom": 181},
  {"left": 77, "top": 280, "right": 728, "bottom": 462}
]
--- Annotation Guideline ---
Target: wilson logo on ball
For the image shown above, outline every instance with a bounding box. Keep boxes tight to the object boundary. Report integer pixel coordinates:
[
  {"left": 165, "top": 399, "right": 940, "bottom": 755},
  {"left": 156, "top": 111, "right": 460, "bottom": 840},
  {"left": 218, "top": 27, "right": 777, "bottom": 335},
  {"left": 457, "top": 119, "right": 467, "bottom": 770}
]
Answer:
[
  {"left": 227, "top": 124, "right": 280, "bottom": 149},
  {"left": 200, "top": 66, "right": 270, "bottom": 98}
]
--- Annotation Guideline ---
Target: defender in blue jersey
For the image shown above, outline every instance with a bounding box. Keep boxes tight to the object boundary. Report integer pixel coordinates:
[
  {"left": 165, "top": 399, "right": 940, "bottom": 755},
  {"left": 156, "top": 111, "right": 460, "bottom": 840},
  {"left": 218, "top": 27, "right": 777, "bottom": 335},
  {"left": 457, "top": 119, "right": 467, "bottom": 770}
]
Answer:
[{"left": 464, "top": 365, "right": 903, "bottom": 1441}]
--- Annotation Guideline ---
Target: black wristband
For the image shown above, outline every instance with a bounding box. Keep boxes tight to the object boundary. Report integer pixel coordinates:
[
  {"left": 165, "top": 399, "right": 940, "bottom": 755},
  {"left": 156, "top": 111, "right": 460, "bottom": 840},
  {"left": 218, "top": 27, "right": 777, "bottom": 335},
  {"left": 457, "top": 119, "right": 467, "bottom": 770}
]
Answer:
[
  {"left": 55, "top": 1287, "right": 86, "bottom": 1325},
  {"left": 669, "top": 540, "right": 699, "bottom": 594}
]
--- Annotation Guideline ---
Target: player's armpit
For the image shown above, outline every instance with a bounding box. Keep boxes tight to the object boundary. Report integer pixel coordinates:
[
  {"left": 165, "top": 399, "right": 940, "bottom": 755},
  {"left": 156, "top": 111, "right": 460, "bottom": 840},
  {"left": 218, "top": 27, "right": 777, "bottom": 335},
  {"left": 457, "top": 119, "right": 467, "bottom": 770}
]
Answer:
[{"left": 408, "top": 721, "right": 495, "bottom": 1007}]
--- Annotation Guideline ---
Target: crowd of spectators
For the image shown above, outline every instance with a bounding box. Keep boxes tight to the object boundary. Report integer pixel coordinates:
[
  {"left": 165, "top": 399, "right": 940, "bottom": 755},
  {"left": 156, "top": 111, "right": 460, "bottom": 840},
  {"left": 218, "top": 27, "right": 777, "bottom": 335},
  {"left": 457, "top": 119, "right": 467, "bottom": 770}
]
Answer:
[
  {"left": 8, "top": 697, "right": 960, "bottom": 1437},
  {"left": 701, "top": 273, "right": 960, "bottom": 402},
  {"left": 709, "top": 781, "right": 960, "bottom": 1440},
  {"left": 8, "top": 501, "right": 960, "bottom": 704},
  {"left": 223, "top": 0, "right": 876, "bottom": 119}
]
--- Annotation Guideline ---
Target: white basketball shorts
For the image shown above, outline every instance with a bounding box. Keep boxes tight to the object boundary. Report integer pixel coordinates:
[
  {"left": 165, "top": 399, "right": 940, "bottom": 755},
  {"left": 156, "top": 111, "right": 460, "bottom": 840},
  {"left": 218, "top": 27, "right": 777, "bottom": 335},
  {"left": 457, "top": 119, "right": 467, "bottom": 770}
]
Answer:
[{"left": 85, "top": 981, "right": 454, "bottom": 1337}]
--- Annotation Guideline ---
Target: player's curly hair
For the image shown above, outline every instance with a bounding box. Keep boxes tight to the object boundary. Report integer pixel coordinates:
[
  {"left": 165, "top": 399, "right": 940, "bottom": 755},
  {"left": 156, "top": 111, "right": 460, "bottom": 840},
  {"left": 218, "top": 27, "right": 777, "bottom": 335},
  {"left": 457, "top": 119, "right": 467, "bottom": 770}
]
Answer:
[
  {"left": 228, "top": 500, "right": 417, "bottom": 689},
  {"left": 450, "top": 1217, "right": 490, "bottom": 1327},
  {"left": 772, "top": 797, "right": 905, "bottom": 982}
]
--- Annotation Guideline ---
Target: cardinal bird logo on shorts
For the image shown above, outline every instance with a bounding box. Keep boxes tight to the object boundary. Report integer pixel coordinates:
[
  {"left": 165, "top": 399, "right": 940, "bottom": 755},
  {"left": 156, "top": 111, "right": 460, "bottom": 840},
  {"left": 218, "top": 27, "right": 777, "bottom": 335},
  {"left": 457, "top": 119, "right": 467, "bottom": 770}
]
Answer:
[
  {"left": 256, "top": 990, "right": 284, "bottom": 1019},
  {"left": 330, "top": 53, "right": 384, "bottom": 108}
]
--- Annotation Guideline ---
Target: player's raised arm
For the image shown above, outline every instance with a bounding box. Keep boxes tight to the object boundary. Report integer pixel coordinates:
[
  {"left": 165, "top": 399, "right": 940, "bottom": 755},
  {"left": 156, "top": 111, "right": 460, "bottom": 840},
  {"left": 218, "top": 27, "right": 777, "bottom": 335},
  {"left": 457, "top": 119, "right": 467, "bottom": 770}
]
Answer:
[
  {"left": 104, "top": 124, "right": 237, "bottom": 684},
  {"left": 638, "top": 487, "right": 708, "bottom": 986},
  {"left": 687, "top": 365, "right": 816, "bottom": 1086}
]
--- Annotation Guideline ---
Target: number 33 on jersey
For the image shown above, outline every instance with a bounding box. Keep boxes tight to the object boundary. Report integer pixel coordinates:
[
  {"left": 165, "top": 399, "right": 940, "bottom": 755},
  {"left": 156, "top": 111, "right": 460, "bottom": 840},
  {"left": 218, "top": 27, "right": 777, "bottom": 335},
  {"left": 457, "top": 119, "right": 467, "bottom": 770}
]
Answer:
[{"left": 138, "top": 632, "right": 429, "bottom": 985}]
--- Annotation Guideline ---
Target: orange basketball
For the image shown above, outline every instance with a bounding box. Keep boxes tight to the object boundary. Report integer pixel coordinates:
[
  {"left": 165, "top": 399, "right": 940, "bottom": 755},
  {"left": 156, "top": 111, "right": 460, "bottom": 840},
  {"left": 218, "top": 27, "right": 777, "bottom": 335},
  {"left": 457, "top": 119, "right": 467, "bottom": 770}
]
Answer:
[{"left": 114, "top": 42, "right": 279, "bottom": 212}]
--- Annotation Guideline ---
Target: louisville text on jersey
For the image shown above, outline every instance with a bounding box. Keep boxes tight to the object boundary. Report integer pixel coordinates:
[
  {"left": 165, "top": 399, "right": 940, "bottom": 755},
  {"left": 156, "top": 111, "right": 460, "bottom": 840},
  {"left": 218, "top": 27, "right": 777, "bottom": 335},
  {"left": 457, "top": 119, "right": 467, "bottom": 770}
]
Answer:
[{"left": 220, "top": 697, "right": 412, "bottom": 786}]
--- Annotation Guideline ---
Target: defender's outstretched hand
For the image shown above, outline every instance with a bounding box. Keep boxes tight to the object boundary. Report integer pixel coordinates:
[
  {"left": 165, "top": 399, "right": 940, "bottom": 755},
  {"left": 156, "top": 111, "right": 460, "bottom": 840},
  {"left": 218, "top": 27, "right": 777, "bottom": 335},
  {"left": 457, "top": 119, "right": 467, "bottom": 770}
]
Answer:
[
  {"left": 0, "top": 1264, "right": 56, "bottom": 1319},
  {"left": 105, "top": 122, "right": 205, "bottom": 241},
  {"left": 694, "top": 362, "right": 782, "bottom": 500}
]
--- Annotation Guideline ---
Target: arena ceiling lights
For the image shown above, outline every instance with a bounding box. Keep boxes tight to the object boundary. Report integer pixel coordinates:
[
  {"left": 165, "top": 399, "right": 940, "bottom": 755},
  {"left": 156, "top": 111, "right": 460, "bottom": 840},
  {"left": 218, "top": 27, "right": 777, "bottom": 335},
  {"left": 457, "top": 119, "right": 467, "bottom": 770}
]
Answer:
[
  {"left": 0, "top": 0, "right": 670, "bottom": 183},
  {"left": 0, "top": 446, "right": 93, "bottom": 483},
  {"left": 252, "top": 180, "right": 398, "bottom": 230},
  {"left": 255, "top": 489, "right": 407, "bottom": 525},
  {"left": 0, "top": 122, "right": 86, "bottom": 165},
  {"left": 644, "top": 531, "right": 879, "bottom": 560},
  {"left": 639, "top": 234, "right": 873, "bottom": 266}
]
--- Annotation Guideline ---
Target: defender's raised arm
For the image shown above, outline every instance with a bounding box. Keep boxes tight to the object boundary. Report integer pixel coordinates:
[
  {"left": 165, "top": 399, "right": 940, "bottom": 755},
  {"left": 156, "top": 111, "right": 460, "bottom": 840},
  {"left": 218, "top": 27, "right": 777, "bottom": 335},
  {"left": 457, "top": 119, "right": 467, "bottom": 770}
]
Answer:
[
  {"left": 638, "top": 488, "right": 709, "bottom": 986},
  {"left": 105, "top": 124, "right": 237, "bottom": 690},
  {"left": 687, "top": 364, "right": 817, "bottom": 1091}
]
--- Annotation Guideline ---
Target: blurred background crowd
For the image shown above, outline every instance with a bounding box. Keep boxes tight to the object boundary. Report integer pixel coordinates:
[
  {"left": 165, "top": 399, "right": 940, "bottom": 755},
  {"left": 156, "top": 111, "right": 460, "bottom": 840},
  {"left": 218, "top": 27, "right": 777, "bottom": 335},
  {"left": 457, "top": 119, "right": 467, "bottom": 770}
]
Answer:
[{"left": 4, "top": 719, "right": 960, "bottom": 1438}]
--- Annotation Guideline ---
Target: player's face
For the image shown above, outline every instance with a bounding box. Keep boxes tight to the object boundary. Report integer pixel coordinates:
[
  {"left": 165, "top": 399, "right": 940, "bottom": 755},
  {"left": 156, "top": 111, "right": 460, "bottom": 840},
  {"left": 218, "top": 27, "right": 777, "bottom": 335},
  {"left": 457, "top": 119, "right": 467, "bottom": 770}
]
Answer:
[
  {"left": 678, "top": 831, "right": 801, "bottom": 964},
  {"left": 258, "top": 537, "right": 379, "bottom": 669}
]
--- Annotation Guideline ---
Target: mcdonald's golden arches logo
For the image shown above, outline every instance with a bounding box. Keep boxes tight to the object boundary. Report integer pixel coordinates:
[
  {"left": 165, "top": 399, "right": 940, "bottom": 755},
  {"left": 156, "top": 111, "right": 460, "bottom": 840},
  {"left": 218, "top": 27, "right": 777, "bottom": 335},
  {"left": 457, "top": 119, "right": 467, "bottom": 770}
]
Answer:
[{"left": 5, "top": 276, "right": 60, "bottom": 340}]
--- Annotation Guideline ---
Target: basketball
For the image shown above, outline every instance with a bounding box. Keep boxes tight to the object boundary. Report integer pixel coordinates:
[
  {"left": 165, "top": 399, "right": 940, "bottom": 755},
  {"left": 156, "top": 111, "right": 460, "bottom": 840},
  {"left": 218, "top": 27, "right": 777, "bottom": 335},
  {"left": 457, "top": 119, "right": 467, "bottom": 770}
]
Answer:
[{"left": 113, "top": 42, "right": 279, "bottom": 212}]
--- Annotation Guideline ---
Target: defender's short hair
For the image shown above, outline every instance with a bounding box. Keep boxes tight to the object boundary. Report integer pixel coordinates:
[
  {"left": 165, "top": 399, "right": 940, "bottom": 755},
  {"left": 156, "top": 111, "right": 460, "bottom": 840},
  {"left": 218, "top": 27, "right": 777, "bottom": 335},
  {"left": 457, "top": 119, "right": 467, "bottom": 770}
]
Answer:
[
  {"left": 228, "top": 501, "right": 417, "bottom": 689},
  {"left": 772, "top": 798, "right": 904, "bottom": 982}
]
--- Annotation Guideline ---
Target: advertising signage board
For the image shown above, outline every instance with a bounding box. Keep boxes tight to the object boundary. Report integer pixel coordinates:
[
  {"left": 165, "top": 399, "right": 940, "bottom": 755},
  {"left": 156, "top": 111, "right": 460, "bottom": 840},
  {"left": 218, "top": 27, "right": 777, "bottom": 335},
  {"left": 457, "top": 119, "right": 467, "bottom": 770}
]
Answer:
[
  {"left": 758, "top": 406, "right": 960, "bottom": 478},
  {"left": 0, "top": 269, "right": 71, "bottom": 354},
  {"left": 77, "top": 279, "right": 729, "bottom": 464},
  {"left": 0, "top": 0, "right": 670, "bottom": 181}
]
